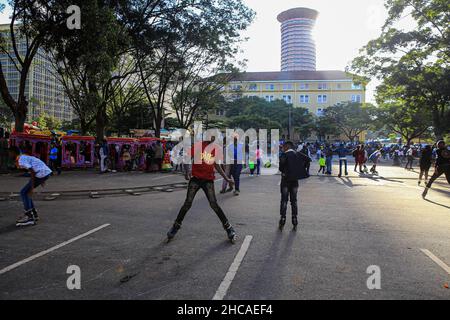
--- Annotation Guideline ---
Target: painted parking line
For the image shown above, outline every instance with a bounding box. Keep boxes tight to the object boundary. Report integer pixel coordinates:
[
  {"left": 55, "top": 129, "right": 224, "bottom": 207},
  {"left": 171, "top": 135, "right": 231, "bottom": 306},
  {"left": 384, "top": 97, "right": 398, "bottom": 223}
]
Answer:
[
  {"left": 420, "top": 249, "right": 450, "bottom": 274},
  {"left": 213, "top": 235, "right": 253, "bottom": 300},
  {"left": 0, "top": 224, "right": 111, "bottom": 276}
]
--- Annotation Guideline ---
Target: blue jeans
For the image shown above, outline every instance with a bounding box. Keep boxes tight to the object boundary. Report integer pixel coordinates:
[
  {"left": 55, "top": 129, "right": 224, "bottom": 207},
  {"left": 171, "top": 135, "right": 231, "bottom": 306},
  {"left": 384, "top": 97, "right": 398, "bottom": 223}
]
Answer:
[
  {"left": 231, "top": 164, "right": 243, "bottom": 191},
  {"left": 326, "top": 157, "right": 333, "bottom": 174},
  {"left": 20, "top": 175, "right": 50, "bottom": 211}
]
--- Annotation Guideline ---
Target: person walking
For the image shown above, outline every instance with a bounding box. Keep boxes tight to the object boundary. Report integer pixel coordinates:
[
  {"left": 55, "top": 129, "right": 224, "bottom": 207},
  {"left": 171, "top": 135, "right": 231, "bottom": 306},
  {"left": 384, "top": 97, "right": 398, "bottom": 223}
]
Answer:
[
  {"left": 353, "top": 145, "right": 362, "bottom": 173},
  {"left": 335, "top": 144, "right": 349, "bottom": 178},
  {"left": 99, "top": 140, "right": 109, "bottom": 173},
  {"left": 279, "top": 141, "right": 310, "bottom": 231},
  {"left": 166, "top": 138, "right": 236, "bottom": 243},
  {"left": 422, "top": 141, "right": 450, "bottom": 199},
  {"left": 301, "top": 143, "right": 312, "bottom": 177},
  {"left": 256, "top": 145, "right": 262, "bottom": 176},
  {"left": 325, "top": 145, "right": 333, "bottom": 175},
  {"left": 0, "top": 130, "right": 9, "bottom": 173},
  {"left": 9, "top": 146, "right": 52, "bottom": 227},
  {"left": 229, "top": 135, "right": 244, "bottom": 196},
  {"left": 153, "top": 141, "right": 163, "bottom": 172},
  {"left": 405, "top": 146, "right": 415, "bottom": 170},
  {"left": 49, "top": 143, "right": 61, "bottom": 175},
  {"left": 418, "top": 145, "right": 432, "bottom": 186}
]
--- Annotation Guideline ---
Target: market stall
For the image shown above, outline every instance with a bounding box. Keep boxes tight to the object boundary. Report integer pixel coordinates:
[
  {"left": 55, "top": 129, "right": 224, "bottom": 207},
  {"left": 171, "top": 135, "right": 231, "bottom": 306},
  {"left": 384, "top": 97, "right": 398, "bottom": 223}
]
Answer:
[{"left": 61, "top": 136, "right": 95, "bottom": 169}]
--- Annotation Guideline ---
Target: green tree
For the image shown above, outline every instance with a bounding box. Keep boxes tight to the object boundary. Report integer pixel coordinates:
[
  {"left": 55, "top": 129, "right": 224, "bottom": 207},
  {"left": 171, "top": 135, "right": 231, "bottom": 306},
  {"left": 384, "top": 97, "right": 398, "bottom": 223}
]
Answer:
[
  {"left": 375, "top": 82, "right": 433, "bottom": 145},
  {"left": 314, "top": 115, "right": 337, "bottom": 142},
  {"left": 128, "top": 0, "right": 255, "bottom": 137},
  {"left": 34, "top": 113, "right": 62, "bottom": 131},
  {"left": 323, "top": 102, "right": 374, "bottom": 142},
  {"left": 227, "top": 114, "right": 281, "bottom": 131},
  {"left": 42, "top": 0, "right": 130, "bottom": 140},
  {"left": 349, "top": 0, "right": 450, "bottom": 138}
]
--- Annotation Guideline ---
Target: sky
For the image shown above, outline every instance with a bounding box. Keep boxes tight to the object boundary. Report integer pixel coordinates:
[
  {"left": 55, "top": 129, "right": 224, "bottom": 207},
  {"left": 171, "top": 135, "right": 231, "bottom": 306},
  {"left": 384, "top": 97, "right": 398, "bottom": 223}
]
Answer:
[
  {"left": 237, "top": 0, "right": 396, "bottom": 103},
  {"left": 0, "top": 0, "right": 416, "bottom": 103}
]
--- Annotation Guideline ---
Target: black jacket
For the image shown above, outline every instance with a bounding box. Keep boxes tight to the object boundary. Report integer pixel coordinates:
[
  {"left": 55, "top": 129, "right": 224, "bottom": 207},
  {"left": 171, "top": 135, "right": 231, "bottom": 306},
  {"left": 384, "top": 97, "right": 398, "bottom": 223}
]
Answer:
[{"left": 280, "top": 150, "right": 311, "bottom": 182}]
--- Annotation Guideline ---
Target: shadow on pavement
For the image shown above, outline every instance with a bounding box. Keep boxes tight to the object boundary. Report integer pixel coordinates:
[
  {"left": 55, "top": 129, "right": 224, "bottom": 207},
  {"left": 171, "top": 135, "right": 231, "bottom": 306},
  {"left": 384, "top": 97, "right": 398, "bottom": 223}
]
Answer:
[
  {"left": 424, "top": 199, "right": 450, "bottom": 210},
  {"left": 0, "top": 224, "right": 23, "bottom": 236},
  {"left": 248, "top": 228, "right": 297, "bottom": 299}
]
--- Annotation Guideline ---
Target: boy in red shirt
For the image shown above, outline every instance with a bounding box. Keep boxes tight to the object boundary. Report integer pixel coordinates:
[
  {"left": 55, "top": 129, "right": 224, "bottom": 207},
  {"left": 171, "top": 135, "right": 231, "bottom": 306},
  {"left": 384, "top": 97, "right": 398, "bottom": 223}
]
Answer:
[{"left": 167, "top": 138, "right": 237, "bottom": 243}]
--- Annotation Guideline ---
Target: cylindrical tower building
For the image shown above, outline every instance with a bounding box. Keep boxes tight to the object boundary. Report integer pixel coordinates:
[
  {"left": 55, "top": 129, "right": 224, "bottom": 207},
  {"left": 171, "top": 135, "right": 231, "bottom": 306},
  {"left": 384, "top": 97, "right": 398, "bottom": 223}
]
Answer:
[{"left": 277, "top": 7, "right": 319, "bottom": 72}]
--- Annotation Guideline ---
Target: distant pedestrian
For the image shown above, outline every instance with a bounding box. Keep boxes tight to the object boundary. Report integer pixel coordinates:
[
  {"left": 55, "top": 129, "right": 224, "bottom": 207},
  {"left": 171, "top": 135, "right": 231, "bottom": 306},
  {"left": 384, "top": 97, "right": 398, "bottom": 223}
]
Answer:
[
  {"left": 418, "top": 145, "right": 432, "bottom": 186},
  {"left": 318, "top": 154, "right": 326, "bottom": 175},
  {"left": 325, "top": 145, "right": 333, "bottom": 175},
  {"left": 0, "top": 130, "right": 9, "bottom": 173},
  {"left": 9, "top": 146, "right": 52, "bottom": 227},
  {"left": 335, "top": 144, "right": 349, "bottom": 178},
  {"left": 422, "top": 141, "right": 450, "bottom": 199},
  {"left": 153, "top": 142, "right": 163, "bottom": 171},
  {"left": 49, "top": 143, "right": 61, "bottom": 175},
  {"left": 405, "top": 146, "right": 414, "bottom": 170},
  {"left": 99, "top": 140, "right": 109, "bottom": 173},
  {"left": 229, "top": 135, "right": 245, "bottom": 196}
]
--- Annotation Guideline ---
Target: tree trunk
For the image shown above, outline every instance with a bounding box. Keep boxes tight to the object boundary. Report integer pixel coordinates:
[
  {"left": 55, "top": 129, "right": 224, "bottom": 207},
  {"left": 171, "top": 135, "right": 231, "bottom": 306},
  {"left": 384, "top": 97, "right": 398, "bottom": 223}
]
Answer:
[
  {"left": 14, "top": 100, "right": 28, "bottom": 133},
  {"left": 96, "top": 108, "right": 107, "bottom": 143}
]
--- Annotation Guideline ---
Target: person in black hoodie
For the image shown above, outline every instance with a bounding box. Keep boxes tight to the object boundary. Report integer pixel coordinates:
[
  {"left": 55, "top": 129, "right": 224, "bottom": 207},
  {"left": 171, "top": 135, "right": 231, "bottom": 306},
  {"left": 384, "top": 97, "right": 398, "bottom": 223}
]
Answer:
[
  {"left": 279, "top": 141, "right": 310, "bottom": 231},
  {"left": 422, "top": 140, "right": 450, "bottom": 199}
]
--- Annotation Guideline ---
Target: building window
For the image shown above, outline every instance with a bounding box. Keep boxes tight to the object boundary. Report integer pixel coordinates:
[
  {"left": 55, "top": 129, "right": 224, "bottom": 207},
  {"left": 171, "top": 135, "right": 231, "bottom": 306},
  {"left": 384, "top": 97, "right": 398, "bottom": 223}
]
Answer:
[
  {"left": 265, "top": 95, "right": 275, "bottom": 102},
  {"left": 248, "top": 84, "right": 258, "bottom": 91},
  {"left": 337, "top": 84, "right": 342, "bottom": 89},
  {"left": 318, "top": 95, "right": 328, "bottom": 103},
  {"left": 318, "top": 83, "right": 328, "bottom": 90},
  {"left": 299, "top": 83, "right": 309, "bottom": 90},
  {"left": 352, "top": 83, "right": 362, "bottom": 90},
  {"left": 283, "top": 95, "right": 292, "bottom": 104},
  {"left": 352, "top": 95, "right": 362, "bottom": 103},
  {"left": 282, "top": 83, "right": 293, "bottom": 90},
  {"left": 299, "top": 95, "right": 310, "bottom": 104},
  {"left": 317, "top": 108, "right": 325, "bottom": 116},
  {"left": 230, "top": 84, "right": 242, "bottom": 91},
  {"left": 265, "top": 84, "right": 275, "bottom": 91}
]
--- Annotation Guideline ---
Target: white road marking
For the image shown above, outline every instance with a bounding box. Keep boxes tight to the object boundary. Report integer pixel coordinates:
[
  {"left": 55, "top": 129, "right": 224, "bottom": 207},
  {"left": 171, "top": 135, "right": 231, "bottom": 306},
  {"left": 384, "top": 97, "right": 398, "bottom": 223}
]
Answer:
[
  {"left": 213, "top": 235, "right": 253, "bottom": 300},
  {"left": 420, "top": 249, "right": 450, "bottom": 274},
  {"left": 0, "top": 224, "right": 111, "bottom": 275}
]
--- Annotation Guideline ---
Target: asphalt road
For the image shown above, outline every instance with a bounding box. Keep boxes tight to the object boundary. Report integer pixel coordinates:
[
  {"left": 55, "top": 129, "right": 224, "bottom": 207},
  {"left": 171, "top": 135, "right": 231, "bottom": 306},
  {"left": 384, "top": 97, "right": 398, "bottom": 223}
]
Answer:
[{"left": 0, "top": 163, "right": 449, "bottom": 300}]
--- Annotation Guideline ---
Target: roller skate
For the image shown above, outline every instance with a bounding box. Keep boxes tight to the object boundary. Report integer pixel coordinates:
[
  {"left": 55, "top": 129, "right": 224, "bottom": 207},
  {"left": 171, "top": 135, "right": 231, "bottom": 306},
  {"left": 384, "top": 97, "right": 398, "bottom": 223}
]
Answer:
[
  {"left": 167, "top": 222, "right": 181, "bottom": 242},
  {"left": 224, "top": 223, "right": 236, "bottom": 244},
  {"left": 279, "top": 216, "right": 287, "bottom": 231}
]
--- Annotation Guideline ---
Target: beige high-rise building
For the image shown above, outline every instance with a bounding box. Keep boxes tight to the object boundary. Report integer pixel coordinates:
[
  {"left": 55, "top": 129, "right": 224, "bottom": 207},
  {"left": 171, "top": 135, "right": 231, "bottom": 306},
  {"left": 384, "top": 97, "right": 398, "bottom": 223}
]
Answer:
[{"left": 0, "top": 24, "right": 74, "bottom": 123}]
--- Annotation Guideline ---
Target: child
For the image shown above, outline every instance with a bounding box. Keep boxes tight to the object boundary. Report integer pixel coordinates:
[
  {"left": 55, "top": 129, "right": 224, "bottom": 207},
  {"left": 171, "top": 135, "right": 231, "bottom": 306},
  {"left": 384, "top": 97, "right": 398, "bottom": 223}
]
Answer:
[
  {"left": 318, "top": 154, "right": 326, "bottom": 175},
  {"left": 9, "top": 146, "right": 52, "bottom": 227}
]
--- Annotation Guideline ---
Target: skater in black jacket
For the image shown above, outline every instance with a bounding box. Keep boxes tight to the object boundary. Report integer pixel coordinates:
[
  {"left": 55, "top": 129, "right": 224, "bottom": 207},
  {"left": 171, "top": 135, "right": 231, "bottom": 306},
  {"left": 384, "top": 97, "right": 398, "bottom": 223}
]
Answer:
[{"left": 279, "top": 141, "right": 310, "bottom": 231}]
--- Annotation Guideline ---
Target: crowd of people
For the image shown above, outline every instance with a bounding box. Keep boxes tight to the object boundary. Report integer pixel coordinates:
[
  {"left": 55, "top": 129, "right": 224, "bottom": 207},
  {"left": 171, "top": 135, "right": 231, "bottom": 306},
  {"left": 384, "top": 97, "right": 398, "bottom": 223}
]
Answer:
[{"left": 2, "top": 126, "right": 449, "bottom": 232}]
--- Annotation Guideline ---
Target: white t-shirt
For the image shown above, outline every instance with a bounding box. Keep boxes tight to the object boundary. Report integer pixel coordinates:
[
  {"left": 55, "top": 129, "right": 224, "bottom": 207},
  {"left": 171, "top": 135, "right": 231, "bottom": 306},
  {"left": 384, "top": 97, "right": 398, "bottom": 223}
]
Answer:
[{"left": 18, "top": 155, "right": 52, "bottom": 178}]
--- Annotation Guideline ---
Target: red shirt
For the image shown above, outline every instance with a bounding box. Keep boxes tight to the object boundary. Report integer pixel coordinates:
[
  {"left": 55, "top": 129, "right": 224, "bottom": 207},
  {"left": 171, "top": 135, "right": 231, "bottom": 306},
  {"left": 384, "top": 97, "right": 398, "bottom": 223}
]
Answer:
[{"left": 190, "top": 142, "right": 222, "bottom": 181}]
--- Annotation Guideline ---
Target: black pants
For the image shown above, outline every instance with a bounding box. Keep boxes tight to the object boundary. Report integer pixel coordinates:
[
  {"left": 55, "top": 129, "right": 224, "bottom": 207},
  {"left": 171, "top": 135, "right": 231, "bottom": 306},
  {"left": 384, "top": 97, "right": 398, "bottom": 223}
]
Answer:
[
  {"left": 427, "top": 165, "right": 450, "bottom": 188},
  {"left": 405, "top": 156, "right": 414, "bottom": 169},
  {"left": 280, "top": 180, "right": 299, "bottom": 217},
  {"left": 175, "top": 178, "right": 229, "bottom": 227}
]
